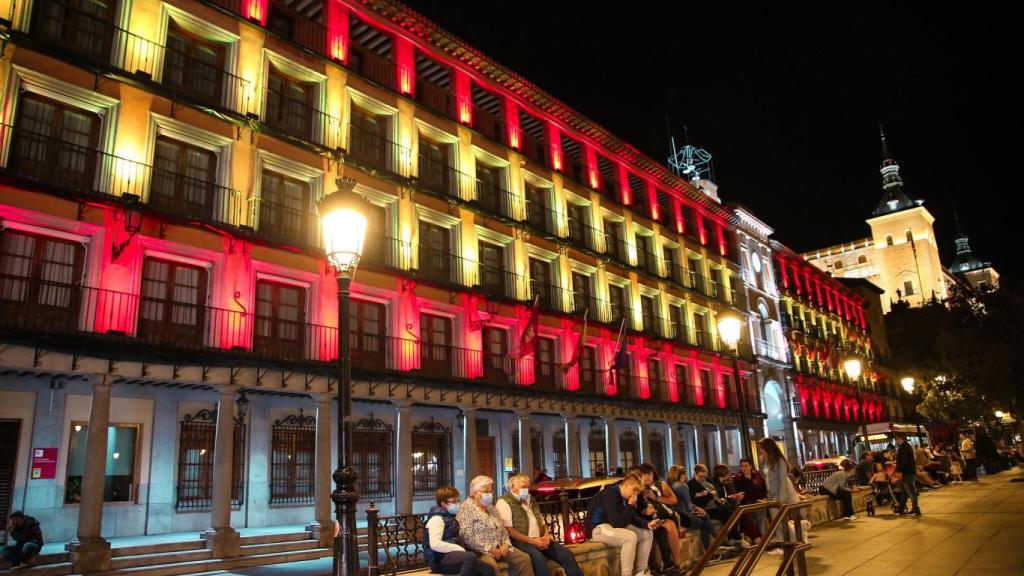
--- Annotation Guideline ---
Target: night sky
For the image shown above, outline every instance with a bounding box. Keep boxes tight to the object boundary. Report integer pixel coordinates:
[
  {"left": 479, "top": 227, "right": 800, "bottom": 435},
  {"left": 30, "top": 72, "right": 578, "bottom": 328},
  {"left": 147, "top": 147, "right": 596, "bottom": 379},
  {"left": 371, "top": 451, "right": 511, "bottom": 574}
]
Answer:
[{"left": 403, "top": 1, "right": 1020, "bottom": 286}]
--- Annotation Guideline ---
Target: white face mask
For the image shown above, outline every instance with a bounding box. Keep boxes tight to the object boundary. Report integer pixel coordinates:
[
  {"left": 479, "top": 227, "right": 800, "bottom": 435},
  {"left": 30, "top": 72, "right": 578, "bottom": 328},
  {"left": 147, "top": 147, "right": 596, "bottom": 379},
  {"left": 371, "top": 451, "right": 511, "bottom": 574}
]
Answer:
[{"left": 480, "top": 492, "right": 494, "bottom": 506}]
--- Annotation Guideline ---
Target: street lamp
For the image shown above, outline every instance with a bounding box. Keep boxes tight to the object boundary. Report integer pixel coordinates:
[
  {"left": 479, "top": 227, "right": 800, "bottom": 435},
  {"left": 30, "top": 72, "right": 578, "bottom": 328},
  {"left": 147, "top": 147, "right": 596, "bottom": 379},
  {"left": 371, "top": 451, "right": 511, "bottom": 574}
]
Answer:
[
  {"left": 995, "top": 410, "right": 1005, "bottom": 420},
  {"left": 717, "top": 308, "right": 751, "bottom": 460},
  {"left": 843, "top": 355, "right": 869, "bottom": 456},
  {"left": 901, "top": 377, "right": 915, "bottom": 394},
  {"left": 320, "top": 176, "right": 368, "bottom": 576}
]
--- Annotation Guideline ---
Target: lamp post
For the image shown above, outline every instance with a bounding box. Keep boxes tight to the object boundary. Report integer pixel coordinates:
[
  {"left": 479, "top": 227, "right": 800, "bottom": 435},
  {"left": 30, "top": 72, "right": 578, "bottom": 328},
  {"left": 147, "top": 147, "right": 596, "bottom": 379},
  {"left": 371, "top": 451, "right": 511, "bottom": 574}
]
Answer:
[
  {"left": 717, "top": 308, "right": 751, "bottom": 460},
  {"left": 843, "top": 356, "right": 869, "bottom": 456},
  {"left": 901, "top": 377, "right": 924, "bottom": 440},
  {"left": 320, "top": 177, "right": 369, "bottom": 576}
]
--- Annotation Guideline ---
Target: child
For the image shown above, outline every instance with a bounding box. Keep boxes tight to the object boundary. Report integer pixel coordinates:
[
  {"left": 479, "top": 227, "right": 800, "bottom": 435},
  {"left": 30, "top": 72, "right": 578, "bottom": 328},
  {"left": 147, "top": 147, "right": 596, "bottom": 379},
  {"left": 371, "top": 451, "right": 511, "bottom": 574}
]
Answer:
[{"left": 949, "top": 458, "right": 963, "bottom": 483}]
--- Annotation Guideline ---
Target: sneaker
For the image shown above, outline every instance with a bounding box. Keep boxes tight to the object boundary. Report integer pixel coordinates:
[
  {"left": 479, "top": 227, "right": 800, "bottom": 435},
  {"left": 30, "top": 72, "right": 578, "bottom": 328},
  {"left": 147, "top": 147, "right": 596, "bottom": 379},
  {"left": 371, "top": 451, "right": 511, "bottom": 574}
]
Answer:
[
  {"left": 910, "top": 509, "right": 922, "bottom": 517},
  {"left": 633, "top": 569, "right": 652, "bottom": 576},
  {"left": 844, "top": 515, "right": 858, "bottom": 520},
  {"left": 767, "top": 548, "right": 784, "bottom": 556}
]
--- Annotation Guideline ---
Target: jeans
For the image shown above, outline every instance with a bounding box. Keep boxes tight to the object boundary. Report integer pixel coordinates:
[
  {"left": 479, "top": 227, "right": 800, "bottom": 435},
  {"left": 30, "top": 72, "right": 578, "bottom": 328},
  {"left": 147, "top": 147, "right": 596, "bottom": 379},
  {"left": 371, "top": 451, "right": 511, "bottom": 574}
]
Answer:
[
  {"left": 590, "top": 524, "right": 653, "bottom": 576},
  {"left": 2, "top": 542, "right": 40, "bottom": 565},
  {"left": 900, "top": 476, "right": 919, "bottom": 511},
  {"left": 430, "top": 550, "right": 496, "bottom": 576},
  {"left": 818, "top": 486, "right": 854, "bottom": 517},
  {"left": 685, "top": 512, "right": 714, "bottom": 550},
  {"left": 514, "top": 541, "right": 583, "bottom": 576}
]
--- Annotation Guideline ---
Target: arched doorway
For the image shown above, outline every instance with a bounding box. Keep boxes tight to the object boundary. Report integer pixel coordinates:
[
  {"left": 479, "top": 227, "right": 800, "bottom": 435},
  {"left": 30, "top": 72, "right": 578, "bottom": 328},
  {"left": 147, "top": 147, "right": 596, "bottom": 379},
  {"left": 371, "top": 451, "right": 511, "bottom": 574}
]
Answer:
[{"left": 764, "top": 380, "right": 787, "bottom": 441}]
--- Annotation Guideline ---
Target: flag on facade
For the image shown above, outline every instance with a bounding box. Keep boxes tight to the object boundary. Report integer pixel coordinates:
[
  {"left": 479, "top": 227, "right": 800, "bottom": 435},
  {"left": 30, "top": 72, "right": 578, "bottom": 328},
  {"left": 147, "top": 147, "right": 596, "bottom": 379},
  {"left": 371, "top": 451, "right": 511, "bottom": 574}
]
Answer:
[
  {"left": 466, "top": 294, "right": 484, "bottom": 332},
  {"left": 516, "top": 295, "right": 540, "bottom": 359},
  {"left": 609, "top": 318, "right": 628, "bottom": 370},
  {"left": 560, "top": 308, "right": 589, "bottom": 373}
]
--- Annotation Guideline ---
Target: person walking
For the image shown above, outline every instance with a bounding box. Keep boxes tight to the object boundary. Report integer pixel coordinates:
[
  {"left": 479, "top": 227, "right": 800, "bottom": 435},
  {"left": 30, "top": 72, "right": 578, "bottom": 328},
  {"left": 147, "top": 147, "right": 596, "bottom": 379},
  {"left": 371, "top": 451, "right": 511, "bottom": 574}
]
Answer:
[
  {"left": 895, "top": 432, "right": 921, "bottom": 516},
  {"left": 960, "top": 432, "right": 978, "bottom": 481}
]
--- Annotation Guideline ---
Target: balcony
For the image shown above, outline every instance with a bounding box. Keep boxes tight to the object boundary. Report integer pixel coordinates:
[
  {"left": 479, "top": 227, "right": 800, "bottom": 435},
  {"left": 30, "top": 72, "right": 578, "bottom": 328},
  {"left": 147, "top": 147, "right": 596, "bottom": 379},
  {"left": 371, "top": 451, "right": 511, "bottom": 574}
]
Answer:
[
  {"left": 478, "top": 261, "right": 527, "bottom": 301},
  {"left": 348, "top": 43, "right": 398, "bottom": 92},
  {"left": 266, "top": 0, "right": 326, "bottom": 55},
  {"left": 149, "top": 165, "right": 243, "bottom": 225},
  {"left": 415, "top": 79, "right": 455, "bottom": 120},
  {"left": 694, "top": 329, "right": 722, "bottom": 353},
  {"left": 415, "top": 246, "right": 470, "bottom": 289},
  {"left": 416, "top": 154, "right": 466, "bottom": 201},
  {"left": 349, "top": 123, "right": 407, "bottom": 178},
  {"left": 473, "top": 104, "right": 506, "bottom": 143},
  {"left": 566, "top": 217, "right": 601, "bottom": 252},
  {"left": 263, "top": 87, "right": 341, "bottom": 149},
  {"left": 472, "top": 177, "right": 517, "bottom": 221},
  {"left": 635, "top": 248, "right": 663, "bottom": 278},
  {"left": 533, "top": 361, "right": 563, "bottom": 391},
  {"left": 524, "top": 200, "right": 560, "bottom": 238},
  {"left": 530, "top": 280, "right": 572, "bottom": 314},
  {"left": 249, "top": 197, "right": 321, "bottom": 249}
]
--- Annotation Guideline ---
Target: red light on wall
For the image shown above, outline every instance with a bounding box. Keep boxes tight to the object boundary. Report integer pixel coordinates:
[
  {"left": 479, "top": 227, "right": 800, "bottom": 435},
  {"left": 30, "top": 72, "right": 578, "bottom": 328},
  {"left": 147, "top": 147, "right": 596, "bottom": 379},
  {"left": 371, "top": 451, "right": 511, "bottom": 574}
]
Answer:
[
  {"left": 509, "top": 126, "right": 521, "bottom": 150},
  {"left": 674, "top": 201, "right": 684, "bottom": 235},
  {"left": 716, "top": 223, "right": 727, "bottom": 256},
  {"left": 547, "top": 122, "right": 563, "bottom": 172},
  {"left": 454, "top": 70, "right": 473, "bottom": 126},
  {"left": 244, "top": 0, "right": 268, "bottom": 25},
  {"left": 648, "top": 183, "right": 660, "bottom": 220},
  {"left": 697, "top": 216, "right": 707, "bottom": 245},
  {"left": 618, "top": 165, "right": 631, "bottom": 205},
  {"left": 505, "top": 97, "right": 521, "bottom": 149},
  {"left": 585, "top": 144, "right": 599, "bottom": 189},
  {"left": 395, "top": 38, "right": 415, "bottom": 97},
  {"left": 325, "top": 0, "right": 349, "bottom": 63}
]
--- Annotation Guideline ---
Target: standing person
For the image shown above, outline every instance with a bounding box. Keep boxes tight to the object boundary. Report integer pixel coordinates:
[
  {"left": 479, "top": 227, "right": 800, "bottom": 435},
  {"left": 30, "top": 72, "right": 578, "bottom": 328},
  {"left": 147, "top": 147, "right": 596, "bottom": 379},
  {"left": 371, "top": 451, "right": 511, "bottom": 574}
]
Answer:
[
  {"left": 818, "top": 460, "right": 861, "bottom": 520},
  {"left": 960, "top": 432, "right": 977, "bottom": 481},
  {"left": 2, "top": 511, "right": 44, "bottom": 569},
  {"left": 496, "top": 474, "right": 583, "bottom": 576},
  {"left": 895, "top": 433, "right": 921, "bottom": 516},
  {"left": 758, "top": 438, "right": 801, "bottom": 556},
  {"left": 424, "top": 486, "right": 496, "bottom": 576},
  {"left": 733, "top": 458, "right": 767, "bottom": 544},
  {"left": 855, "top": 452, "right": 874, "bottom": 487},
  {"left": 667, "top": 465, "right": 714, "bottom": 551},
  {"left": 457, "top": 475, "right": 535, "bottom": 576},
  {"left": 584, "top": 475, "right": 655, "bottom": 576}
]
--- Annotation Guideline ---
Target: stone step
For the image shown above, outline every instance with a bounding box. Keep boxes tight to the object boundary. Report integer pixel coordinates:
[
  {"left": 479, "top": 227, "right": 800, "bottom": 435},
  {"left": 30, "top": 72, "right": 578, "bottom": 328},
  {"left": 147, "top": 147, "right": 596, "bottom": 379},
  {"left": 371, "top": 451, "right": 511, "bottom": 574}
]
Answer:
[
  {"left": 111, "top": 539, "right": 208, "bottom": 557},
  {"left": 0, "top": 562, "right": 73, "bottom": 576},
  {"left": 104, "top": 547, "right": 331, "bottom": 576},
  {"left": 239, "top": 539, "right": 320, "bottom": 556},
  {"left": 238, "top": 531, "right": 313, "bottom": 545},
  {"left": 110, "top": 549, "right": 213, "bottom": 570}
]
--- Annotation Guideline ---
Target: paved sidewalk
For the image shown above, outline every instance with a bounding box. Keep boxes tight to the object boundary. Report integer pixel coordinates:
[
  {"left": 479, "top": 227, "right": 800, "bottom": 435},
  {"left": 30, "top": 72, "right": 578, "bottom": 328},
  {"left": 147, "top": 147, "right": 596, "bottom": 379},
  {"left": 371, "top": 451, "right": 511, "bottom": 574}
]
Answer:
[{"left": 705, "top": 468, "right": 1024, "bottom": 576}]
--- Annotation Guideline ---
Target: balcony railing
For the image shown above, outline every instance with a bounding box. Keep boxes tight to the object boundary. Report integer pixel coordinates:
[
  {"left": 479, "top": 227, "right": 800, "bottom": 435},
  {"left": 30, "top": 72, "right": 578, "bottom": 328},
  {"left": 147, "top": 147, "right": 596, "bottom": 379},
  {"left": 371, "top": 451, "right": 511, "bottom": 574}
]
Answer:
[
  {"left": 518, "top": 130, "right": 546, "bottom": 165},
  {"left": 149, "top": 165, "right": 244, "bottom": 225},
  {"left": 348, "top": 44, "right": 397, "bottom": 91},
  {"left": 416, "top": 154, "right": 466, "bottom": 200},
  {"left": 415, "top": 80, "right": 455, "bottom": 120},
  {"left": 524, "top": 200, "right": 560, "bottom": 237},
  {"left": 472, "top": 105, "right": 506, "bottom": 142},
  {"left": 478, "top": 261, "right": 527, "bottom": 301},
  {"left": 636, "top": 249, "right": 663, "bottom": 278},
  {"left": 262, "top": 87, "right": 341, "bottom": 149},
  {"left": 566, "top": 218, "right": 601, "bottom": 252},
  {"left": 472, "top": 178, "right": 517, "bottom": 221},
  {"left": 530, "top": 280, "right": 572, "bottom": 314},
  {"left": 416, "top": 246, "right": 471, "bottom": 289},
  {"left": 249, "top": 197, "right": 321, "bottom": 249},
  {"left": 266, "top": 0, "right": 326, "bottom": 55}
]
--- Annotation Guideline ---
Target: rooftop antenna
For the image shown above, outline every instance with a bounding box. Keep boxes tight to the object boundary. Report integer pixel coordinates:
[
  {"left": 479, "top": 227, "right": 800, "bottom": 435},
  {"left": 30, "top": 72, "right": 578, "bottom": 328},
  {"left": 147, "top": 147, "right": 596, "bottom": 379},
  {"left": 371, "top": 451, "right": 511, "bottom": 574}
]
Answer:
[{"left": 667, "top": 123, "right": 713, "bottom": 183}]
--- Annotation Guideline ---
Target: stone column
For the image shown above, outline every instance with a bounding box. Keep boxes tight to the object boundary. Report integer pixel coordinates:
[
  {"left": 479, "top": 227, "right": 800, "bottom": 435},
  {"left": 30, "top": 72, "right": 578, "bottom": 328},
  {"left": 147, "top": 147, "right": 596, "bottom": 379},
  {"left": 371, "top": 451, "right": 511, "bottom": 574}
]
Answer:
[
  {"left": 68, "top": 374, "right": 113, "bottom": 574},
  {"left": 463, "top": 406, "right": 478, "bottom": 485},
  {"left": 310, "top": 394, "right": 335, "bottom": 547},
  {"left": 605, "top": 418, "right": 619, "bottom": 473},
  {"left": 579, "top": 419, "right": 592, "bottom": 477},
  {"left": 671, "top": 423, "right": 684, "bottom": 470},
  {"left": 720, "top": 427, "right": 731, "bottom": 467},
  {"left": 565, "top": 415, "right": 581, "bottom": 477},
  {"left": 641, "top": 420, "right": 652, "bottom": 466},
  {"left": 395, "top": 400, "right": 414, "bottom": 514},
  {"left": 517, "top": 412, "right": 533, "bottom": 476},
  {"left": 205, "top": 387, "right": 240, "bottom": 557}
]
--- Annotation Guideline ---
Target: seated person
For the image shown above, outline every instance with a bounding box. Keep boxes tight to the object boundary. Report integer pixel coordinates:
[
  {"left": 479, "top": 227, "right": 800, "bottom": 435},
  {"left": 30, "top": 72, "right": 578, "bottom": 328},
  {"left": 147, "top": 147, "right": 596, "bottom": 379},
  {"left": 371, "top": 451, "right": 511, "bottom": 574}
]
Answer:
[
  {"left": 496, "top": 474, "right": 583, "bottom": 576},
  {"left": 425, "top": 486, "right": 496, "bottom": 576},
  {"left": 584, "top": 474, "right": 656, "bottom": 576},
  {"left": 457, "top": 475, "right": 535, "bottom": 576},
  {"left": 732, "top": 459, "right": 767, "bottom": 544},
  {"left": 667, "top": 465, "right": 714, "bottom": 550},
  {"left": 818, "top": 460, "right": 861, "bottom": 520},
  {"left": 2, "top": 512, "right": 43, "bottom": 569},
  {"left": 638, "top": 463, "right": 683, "bottom": 574},
  {"left": 688, "top": 464, "right": 742, "bottom": 546}
]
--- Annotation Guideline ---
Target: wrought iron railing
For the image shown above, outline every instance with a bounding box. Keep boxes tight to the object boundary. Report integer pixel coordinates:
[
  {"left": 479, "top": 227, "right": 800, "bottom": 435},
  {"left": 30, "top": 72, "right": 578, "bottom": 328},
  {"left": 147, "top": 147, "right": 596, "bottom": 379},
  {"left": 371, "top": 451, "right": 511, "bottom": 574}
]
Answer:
[
  {"left": 262, "top": 87, "right": 341, "bottom": 149},
  {"left": 249, "top": 196, "right": 321, "bottom": 249},
  {"left": 416, "top": 153, "right": 467, "bottom": 200},
  {"left": 472, "top": 177, "right": 518, "bottom": 221},
  {"left": 348, "top": 122, "right": 408, "bottom": 178}
]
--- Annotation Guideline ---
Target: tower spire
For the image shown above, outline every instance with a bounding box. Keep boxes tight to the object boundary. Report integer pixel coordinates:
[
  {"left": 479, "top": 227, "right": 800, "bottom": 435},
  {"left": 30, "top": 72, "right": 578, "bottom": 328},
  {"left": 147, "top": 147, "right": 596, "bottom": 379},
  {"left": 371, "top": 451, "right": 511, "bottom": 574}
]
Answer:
[
  {"left": 880, "top": 124, "right": 892, "bottom": 162},
  {"left": 872, "top": 125, "right": 915, "bottom": 216}
]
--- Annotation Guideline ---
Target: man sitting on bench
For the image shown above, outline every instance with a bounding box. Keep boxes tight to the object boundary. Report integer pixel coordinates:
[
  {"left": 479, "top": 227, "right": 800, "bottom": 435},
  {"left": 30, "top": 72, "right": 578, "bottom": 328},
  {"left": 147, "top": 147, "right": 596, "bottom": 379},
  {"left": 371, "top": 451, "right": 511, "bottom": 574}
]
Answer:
[
  {"left": 424, "top": 486, "right": 496, "bottom": 576},
  {"left": 497, "top": 474, "right": 584, "bottom": 576}
]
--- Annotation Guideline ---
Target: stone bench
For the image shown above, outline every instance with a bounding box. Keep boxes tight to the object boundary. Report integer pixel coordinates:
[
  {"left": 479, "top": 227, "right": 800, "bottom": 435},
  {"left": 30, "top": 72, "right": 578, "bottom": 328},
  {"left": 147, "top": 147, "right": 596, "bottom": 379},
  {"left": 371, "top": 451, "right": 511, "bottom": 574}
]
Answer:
[{"left": 803, "top": 487, "right": 873, "bottom": 525}]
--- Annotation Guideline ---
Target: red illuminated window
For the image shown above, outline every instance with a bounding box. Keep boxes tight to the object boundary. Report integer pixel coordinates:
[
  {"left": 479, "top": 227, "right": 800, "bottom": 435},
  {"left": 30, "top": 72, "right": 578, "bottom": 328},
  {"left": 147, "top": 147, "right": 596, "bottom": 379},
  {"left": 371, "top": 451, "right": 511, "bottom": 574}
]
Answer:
[
  {"left": 254, "top": 280, "right": 306, "bottom": 360},
  {"left": 0, "top": 230, "right": 83, "bottom": 332},
  {"left": 138, "top": 258, "right": 208, "bottom": 347}
]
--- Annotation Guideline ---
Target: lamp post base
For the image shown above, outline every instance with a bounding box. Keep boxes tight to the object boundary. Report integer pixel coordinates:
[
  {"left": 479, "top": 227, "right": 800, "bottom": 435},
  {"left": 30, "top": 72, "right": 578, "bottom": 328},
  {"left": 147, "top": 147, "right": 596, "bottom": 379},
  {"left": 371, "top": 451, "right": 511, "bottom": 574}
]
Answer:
[{"left": 332, "top": 465, "right": 360, "bottom": 576}]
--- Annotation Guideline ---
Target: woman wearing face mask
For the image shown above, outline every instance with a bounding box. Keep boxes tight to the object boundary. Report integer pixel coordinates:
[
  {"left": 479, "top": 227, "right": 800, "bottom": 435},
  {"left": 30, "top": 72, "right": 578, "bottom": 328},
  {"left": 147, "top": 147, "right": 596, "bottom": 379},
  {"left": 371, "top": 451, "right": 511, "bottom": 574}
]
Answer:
[
  {"left": 496, "top": 474, "right": 583, "bottom": 576},
  {"left": 424, "top": 486, "right": 496, "bottom": 576},
  {"left": 457, "top": 475, "right": 535, "bottom": 576}
]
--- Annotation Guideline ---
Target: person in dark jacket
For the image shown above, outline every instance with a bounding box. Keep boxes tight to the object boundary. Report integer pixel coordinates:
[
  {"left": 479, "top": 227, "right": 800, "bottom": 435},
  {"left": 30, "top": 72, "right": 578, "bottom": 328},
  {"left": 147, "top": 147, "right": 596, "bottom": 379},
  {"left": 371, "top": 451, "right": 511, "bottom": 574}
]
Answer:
[
  {"left": 895, "top": 432, "right": 921, "bottom": 516},
  {"left": 688, "top": 464, "right": 741, "bottom": 546},
  {"left": 855, "top": 452, "right": 874, "bottom": 487},
  {"left": 2, "top": 511, "right": 43, "bottom": 568},
  {"left": 584, "top": 475, "right": 655, "bottom": 576},
  {"left": 423, "top": 486, "right": 495, "bottom": 576},
  {"left": 732, "top": 459, "right": 767, "bottom": 544}
]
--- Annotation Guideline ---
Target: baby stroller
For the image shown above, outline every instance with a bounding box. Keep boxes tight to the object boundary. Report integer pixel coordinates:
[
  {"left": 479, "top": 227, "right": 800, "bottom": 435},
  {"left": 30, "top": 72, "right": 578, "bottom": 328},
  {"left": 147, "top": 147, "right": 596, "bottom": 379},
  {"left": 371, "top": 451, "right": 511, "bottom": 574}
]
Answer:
[{"left": 864, "top": 481, "right": 899, "bottom": 516}]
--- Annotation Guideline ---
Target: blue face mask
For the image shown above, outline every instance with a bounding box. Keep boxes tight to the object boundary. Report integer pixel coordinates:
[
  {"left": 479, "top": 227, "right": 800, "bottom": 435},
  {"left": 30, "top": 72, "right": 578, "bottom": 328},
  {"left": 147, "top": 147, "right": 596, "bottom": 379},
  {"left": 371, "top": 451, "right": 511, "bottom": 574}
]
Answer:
[
  {"left": 517, "top": 488, "right": 530, "bottom": 502},
  {"left": 446, "top": 502, "right": 460, "bottom": 515},
  {"left": 481, "top": 492, "right": 494, "bottom": 506}
]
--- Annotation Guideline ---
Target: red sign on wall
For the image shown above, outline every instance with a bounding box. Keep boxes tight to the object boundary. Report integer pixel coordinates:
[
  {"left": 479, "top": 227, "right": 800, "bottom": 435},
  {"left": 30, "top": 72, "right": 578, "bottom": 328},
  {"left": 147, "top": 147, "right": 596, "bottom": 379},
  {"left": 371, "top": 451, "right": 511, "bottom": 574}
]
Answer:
[{"left": 30, "top": 448, "right": 58, "bottom": 480}]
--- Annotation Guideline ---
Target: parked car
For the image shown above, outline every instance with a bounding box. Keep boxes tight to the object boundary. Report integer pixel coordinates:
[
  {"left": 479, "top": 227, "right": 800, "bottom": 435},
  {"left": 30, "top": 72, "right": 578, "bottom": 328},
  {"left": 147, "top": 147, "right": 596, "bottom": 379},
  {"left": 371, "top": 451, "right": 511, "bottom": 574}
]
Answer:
[
  {"left": 802, "top": 456, "right": 849, "bottom": 472},
  {"left": 530, "top": 475, "right": 623, "bottom": 502}
]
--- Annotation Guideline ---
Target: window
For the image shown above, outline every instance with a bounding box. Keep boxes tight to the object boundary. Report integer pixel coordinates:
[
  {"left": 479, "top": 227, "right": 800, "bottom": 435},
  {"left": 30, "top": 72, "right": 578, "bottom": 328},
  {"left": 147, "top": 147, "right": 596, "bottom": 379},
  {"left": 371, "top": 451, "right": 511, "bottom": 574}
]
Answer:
[
  {"left": 886, "top": 235, "right": 894, "bottom": 246},
  {"left": 700, "top": 369, "right": 714, "bottom": 407},
  {"left": 567, "top": 203, "right": 589, "bottom": 247},
  {"left": 475, "top": 163, "right": 505, "bottom": 214},
  {"left": 525, "top": 183, "right": 550, "bottom": 233},
  {"left": 636, "top": 234, "right": 657, "bottom": 274},
  {"left": 619, "top": 430, "right": 638, "bottom": 470},
  {"left": 412, "top": 420, "right": 452, "bottom": 498},
  {"left": 834, "top": 260, "right": 844, "bottom": 270},
  {"left": 664, "top": 246, "right": 683, "bottom": 285},
  {"left": 670, "top": 304, "right": 688, "bottom": 344},
  {"left": 478, "top": 241, "right": 505, "bottom": 296},
  {"left": 905, "top": 229, "right": 913, "bottom": 243},
  {"left": 138, "top": 258, "right": 207, "bottom": 347},
  {"left": 676, "top": 364, "right": 695, "bottom": 405},
  {"left": 419, "top": 138, "right": 452, "bottom": 197},
  {"left": 608, "top": 284, "right": 628, "bottom": 325},
  {"left": 604, "top": 219, "right": 624, "bottom": 261},
  {"left": 0, "top": 230, "right": 84, "bottom": 332},
  {"left": 903, "top": 280, "right": 915, "bottom": 297},
  {"left": 572, "top": 272, "right": 592, "bottom": 315},
  {"left": 693, "top": 312, "right": 709, "bottom": 348},
  {"left": 588, "top": 424, "right": 606, "bottom": 475},
  {"left": 151, "top": 137, "right": 218, "bottom": 220},
  {"left": 579, "top": 345, "right": 598, "bottom": 394},
  {"left": 165, "top": 24, "right": 225, "bottom": 107},
  {"left": 529, "top": 258, "right": 554, "bottom": 311},
  {"left": 647, "top": 359, "right": 663, "bottom": 401},
  {"left": 259, "top": 171, "right": 312, "bottom": 247},
  {"left": 687, "top": 257, "right": 704, "bottom": 292},
  {"left": 270, "top": 411, "right": 316, "bottom": 505},
  {"left": 350, "top": 107, "right": 389, "bottom": 171},
  {"left": 66, "top": 423, "right": 139, "bottom": 504},
  {"left": 360, "top": 202, "right": 389, "bottom": 266},
  {"left": 350, "top": 299, "right": 386, "bottom": 368},
  {"left": 176, "top": 408, "right": 245, "bottom": 511},
  {"left": 32, "top": 0, "right": 115, "bottom": 61},
  {"left": 536, "top": 336, "right": 557, "bottom": 389},
  {"left": 640, "top": 295, "right": 657, "bottom": 334},
  {"left": 858, "top": 255, "right": 868, "bottom": 264},
  {"left": 265, "top": 68, "right": 314, "bottom": 140},
  {"left": 420, "top": 313, "right": 452, "bottom": 378},
  {"left": 614, "top": 352, "right": 632, "bottom": 396},
  {"left": 552, "top": 428, "right": 567, "bottom": 478},
  {"left": 12, "top": 94, "right": 99, "bottom": 191},
  {"left": 418, "top": 221, "right": 452, "bottom": 285},
  {"left": 649, "top": 431, "right": 667, "bottom": 478},
  {"left": 352, "top": 417, "right": 393, "bottom": 500},
  {"left": 254, "top": 280, "right": 306, "bottom": 360},
  {"left": 483, "top": 326, "right": 511, "bottom": 385},
  {"left": 722, "top": 372, "right": 735, "bottom": 409}
]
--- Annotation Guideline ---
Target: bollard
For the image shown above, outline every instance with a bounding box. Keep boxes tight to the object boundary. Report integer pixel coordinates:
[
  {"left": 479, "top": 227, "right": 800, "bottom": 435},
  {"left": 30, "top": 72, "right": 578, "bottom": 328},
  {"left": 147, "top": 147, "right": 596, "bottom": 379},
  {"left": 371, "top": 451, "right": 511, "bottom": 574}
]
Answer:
[
  {"left": 366, "top": 502, "right": 379, "bottom": 576},
  {"left": 558, "top": 490, "right": 571, "bottom": 544}
]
